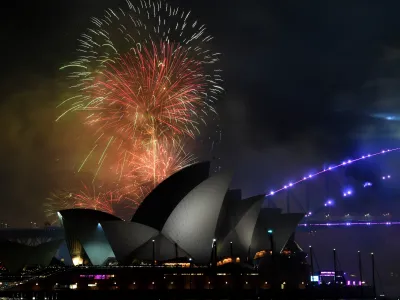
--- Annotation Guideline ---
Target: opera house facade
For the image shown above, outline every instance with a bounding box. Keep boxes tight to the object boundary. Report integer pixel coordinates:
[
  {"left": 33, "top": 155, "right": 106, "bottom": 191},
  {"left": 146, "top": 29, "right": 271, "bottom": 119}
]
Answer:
[{"left": 0, "top": 162, "right": 304, "bottom": 272}]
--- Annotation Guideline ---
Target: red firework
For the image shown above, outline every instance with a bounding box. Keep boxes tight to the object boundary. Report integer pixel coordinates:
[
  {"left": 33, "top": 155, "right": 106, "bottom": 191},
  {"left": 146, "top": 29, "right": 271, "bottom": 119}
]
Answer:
[
  {"left": 123, "top": 138, "right": 195, "bottom": 189},
  {"left": 84, "top": 41, "right": 207, "bottom": 144},
  {"left": 45, "top": 183, "right": 141, "bottom": 220}
]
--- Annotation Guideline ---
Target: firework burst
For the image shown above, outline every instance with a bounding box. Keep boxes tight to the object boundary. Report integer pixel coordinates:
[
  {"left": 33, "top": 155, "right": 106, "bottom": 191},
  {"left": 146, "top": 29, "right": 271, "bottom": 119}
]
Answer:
[
  {"left": 82, "top": 42, "right": 208, "bottom": 142},
  {"left": 49, "top": 0, "right": 221, "bottom": 216},
  {"left": 44, "top": 183, "right": 139, "bottom": 221},
  {"left": 58, "top": 0, "right": 221, "bottom": 177}
]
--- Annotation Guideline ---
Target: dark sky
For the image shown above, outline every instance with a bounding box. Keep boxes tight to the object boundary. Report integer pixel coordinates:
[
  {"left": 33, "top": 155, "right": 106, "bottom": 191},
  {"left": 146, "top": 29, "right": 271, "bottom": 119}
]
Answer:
[{"left": 1, "top": 0, "right": 400, "bottom": 224}]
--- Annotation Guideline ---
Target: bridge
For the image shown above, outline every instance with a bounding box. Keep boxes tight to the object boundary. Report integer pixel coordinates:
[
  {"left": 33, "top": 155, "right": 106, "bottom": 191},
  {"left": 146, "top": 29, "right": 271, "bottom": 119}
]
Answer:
[{"left": 263, "top": 147, "right": 400, "bottom": 231}]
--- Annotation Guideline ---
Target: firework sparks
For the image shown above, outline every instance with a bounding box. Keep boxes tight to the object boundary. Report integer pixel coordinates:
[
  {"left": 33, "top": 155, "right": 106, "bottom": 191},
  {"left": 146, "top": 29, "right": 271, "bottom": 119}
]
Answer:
[
  {"left": 123, "top": 138, "right": 196, "bottom": 190},
  {"left": 44, "top": 183, "right": 139, "bottom": 221},
  {"left": 49, "top": 0, "right": 221, "bottom": 215},
  {"left": 58, "top": 0, "right": 221, "bottom": 176},
  {"left": 84, "top": 42, "right": 209, "bottom": 141}
]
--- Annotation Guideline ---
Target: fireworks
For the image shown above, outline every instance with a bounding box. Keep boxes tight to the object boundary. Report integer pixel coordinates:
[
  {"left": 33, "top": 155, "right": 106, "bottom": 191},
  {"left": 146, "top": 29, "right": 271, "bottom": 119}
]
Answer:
[
  {"left": 59, "top": 0, "right": 222, "bottom": 135},
  {"left": 59, "top": 0, "right": 221, "bottom": 176},
  {"left": 48, "top": 0, "right": 222, "bottom": 218},
  {"left": 79, "top": 42, "right": 209, "bottom": 141},
  {"left": 45, "top": 183, "right": 139, "bottom": 222},
  {"left": 123, "top": 138, "right": 196, "bottom": 190}
]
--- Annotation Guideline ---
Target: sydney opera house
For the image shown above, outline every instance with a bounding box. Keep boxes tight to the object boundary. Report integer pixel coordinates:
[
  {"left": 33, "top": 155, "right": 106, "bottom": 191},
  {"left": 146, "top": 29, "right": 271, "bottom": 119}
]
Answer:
[{"left": 0, "top": 162, "right": 304, "bottom": 274}]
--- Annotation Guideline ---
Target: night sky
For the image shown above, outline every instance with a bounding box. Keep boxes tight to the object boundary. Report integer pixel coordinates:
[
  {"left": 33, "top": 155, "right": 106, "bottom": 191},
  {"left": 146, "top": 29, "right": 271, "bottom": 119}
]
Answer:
[{"left": 2, "top": 0, "right": 400, "bottom": 293}]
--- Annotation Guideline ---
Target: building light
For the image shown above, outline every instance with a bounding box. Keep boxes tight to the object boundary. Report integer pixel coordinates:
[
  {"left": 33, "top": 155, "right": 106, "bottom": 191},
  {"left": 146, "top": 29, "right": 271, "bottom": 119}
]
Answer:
[
  {"left": 246, "top": 282, "right": 248, "bottom": 284},
  {"left": 152, "top": 282, "right": 154, "bottom": 284},
  {"left": 171, "top": 282, "right": 174, "bottom": 284},
  {"left": 225, "top": 281, "right": 228, "bottom": 284},
  {"left": 72, "top": 256, "right": 83, "bottom": 266}
]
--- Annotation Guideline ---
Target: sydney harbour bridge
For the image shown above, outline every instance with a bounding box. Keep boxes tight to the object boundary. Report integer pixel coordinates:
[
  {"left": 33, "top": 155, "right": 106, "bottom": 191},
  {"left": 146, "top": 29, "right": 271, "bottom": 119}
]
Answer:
[{"left": 263, "top": 147, "right": 400, "bottom": 231}]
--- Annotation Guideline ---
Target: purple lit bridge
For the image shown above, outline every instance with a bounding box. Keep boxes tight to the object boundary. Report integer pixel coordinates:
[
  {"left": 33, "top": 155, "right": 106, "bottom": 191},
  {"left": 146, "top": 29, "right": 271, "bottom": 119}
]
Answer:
[{"left": 262, "top": 147, "right": 400, "bottom": 228}]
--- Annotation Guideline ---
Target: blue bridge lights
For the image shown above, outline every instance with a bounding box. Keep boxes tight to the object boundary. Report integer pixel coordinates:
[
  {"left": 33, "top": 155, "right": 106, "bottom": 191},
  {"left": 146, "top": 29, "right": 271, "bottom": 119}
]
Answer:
[
  {"left": 265, "top": 148, "right": 400, "bottom": 199},
  {"left": 343, "top": 190, "right": 353, "bottom": 197}
]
